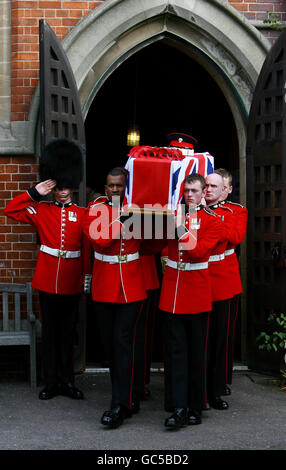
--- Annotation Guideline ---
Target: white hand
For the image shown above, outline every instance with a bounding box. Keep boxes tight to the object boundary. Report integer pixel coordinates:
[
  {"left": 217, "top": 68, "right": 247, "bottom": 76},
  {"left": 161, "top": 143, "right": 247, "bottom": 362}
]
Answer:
[
  {"left": 35, "top": 179, "right": 57, "bottom": 196},
  {"left": 176, "top": 203, "right": 185, "bottom": 228},
  {"left": 83, "top": 274, "right": 92, "bottom": 294}
]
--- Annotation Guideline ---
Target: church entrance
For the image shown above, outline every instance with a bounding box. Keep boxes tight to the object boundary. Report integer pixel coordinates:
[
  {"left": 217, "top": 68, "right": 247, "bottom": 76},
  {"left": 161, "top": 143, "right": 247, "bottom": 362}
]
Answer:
[{"left": 84, "top": 40, "right": 240, "bottom": 367}]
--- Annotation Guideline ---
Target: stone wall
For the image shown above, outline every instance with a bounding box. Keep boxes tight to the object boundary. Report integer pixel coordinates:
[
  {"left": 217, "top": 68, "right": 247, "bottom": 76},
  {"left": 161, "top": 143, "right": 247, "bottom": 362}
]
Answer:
[
  {"left": 0, "top": 155, "right": 39, "bottom": 283},
  {"left": 229, "top": 0, "right": 285, "bottom": 21},
  {"left": 11, "top": 1, "right": 105, "bottom": 121},
  {"left": 9, "top": 1, "right": 286, "bottom": 121}
]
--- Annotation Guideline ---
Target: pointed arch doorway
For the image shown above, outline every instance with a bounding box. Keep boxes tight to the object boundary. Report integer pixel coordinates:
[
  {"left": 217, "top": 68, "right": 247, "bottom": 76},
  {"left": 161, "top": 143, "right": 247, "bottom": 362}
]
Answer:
[
  {"left": 84, "top": 38, "right": 242, "bottom": 366},
  {"left": 85, "top": 39, "right": 240, "bottom": 194},
  {"left": 36, "top": 0, "right": 271, "bottom": 372}
]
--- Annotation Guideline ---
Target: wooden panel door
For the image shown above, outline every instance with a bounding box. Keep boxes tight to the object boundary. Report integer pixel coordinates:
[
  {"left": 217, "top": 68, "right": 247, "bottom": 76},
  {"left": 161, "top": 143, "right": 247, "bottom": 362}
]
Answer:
[
  {"left": 39, "top": 19, "right": 87, "bottom": 373},
  {"left": 39, "top": 19, "right": 86, "bottom": 206},
  {"left": 246, "top": 31, "right": 286, "bottom": 373}
]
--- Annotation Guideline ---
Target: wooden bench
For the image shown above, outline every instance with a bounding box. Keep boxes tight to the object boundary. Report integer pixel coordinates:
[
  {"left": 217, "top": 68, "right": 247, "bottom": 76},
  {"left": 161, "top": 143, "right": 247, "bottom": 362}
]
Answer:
[{"left": 0, "top": 282, "right": 37, "bottom": 388}]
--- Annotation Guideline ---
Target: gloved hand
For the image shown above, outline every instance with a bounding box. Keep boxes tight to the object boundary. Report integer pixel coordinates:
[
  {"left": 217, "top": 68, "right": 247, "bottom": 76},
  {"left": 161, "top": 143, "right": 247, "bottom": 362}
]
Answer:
[
  {"left": 161, "top": 256, "right": 168, "bottom": 273},
  {"left": 119, "top": 211, "right": 133, "bottom": 224},
  {"left": 83, "top": 274, "right": 92, "bottom": 294}
]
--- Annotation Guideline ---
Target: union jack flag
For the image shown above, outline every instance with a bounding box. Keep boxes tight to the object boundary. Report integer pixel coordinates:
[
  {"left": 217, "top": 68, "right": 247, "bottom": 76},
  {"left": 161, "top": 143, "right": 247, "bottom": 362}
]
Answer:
[{"left": 124, "top": 147, "right": 214, "bottom": 213}]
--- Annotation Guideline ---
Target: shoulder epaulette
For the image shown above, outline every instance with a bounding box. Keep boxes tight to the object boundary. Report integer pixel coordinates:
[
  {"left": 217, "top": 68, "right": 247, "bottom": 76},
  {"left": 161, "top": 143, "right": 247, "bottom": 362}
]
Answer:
[
  {"left": 218, "top": 204, "right": 234, "bottom": 213},
  {"left": 204, "top": 206, "right": 218, "bottom": 217},
  {"left": 89, "top": 201, "right": 105, "bottom": 209},
  {"left": 225, "top": 200, "right": 246, "bottom": 209},
  {"left": 95, "top": 195, "right": 107, "bottom": 202},
  {"left": 89, "top": 196, "right": 107, "bottom": 208}
]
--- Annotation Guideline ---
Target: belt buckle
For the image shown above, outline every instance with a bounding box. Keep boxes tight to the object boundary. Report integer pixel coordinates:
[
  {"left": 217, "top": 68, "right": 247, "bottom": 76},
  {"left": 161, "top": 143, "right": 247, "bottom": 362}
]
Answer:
[
  {"left": 177, "top": 261, "right": 186, "bottom": 270},
  {"left": 118, "top": 254, "right": 127, "bottom": 262},
  {"left": 58, "top": 250, "right": 67, "bottom": 258}
]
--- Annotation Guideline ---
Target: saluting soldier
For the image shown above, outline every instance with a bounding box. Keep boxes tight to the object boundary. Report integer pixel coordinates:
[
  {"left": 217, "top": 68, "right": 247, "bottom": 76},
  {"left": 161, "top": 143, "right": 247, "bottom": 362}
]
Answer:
[
  {"left": 159, "top": 173, "right": 225, "bottom": 429},
  {"left": 214, "top": 168, "right": 248, "bottom": 395},
  {"left": 82, "top": 167, "right": 147, "bottom": 429},
  {"left": 4, "top": 139, "right": 91, "bottom": 400}
]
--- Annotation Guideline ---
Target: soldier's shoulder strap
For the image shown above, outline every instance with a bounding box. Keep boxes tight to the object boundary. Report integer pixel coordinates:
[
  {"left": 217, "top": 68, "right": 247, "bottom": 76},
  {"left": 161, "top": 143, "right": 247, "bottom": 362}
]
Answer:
[
  {"left": 203, "top": 206, "right": 219, "bottom": 217},
  {"left": 88, "top": 196, "right": 107, "bottom": 208},
  {"left": 224, "top": 200, "right": 246, "bottom": 209}
]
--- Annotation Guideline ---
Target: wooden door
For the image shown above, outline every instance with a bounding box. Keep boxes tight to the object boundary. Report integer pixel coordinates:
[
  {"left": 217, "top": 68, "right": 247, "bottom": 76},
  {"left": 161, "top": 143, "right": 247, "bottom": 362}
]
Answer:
[
  {"left": 39, "top": 20, "right": 87, "bottom": 373},
  {"left": 246, "top": 31, "right": 286, "bottom": 373}
]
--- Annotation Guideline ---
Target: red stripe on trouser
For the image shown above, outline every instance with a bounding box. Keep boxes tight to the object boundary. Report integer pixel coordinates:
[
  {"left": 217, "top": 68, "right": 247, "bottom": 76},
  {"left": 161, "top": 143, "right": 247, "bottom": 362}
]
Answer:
[
  {"left": 130, "top": 301, "right": 144, "bottom": 408},
  {"left": 143, "top": 295, "right": 152, "bottom": 393},
  {"left": 225, "top": 299, "right": 231, "bottom": 385},
  {"left": 150, "top": 290, "right": 158, "bottom": 368},
  {"left": 204, "top": 312, "right": 210, "bottom": 409}
]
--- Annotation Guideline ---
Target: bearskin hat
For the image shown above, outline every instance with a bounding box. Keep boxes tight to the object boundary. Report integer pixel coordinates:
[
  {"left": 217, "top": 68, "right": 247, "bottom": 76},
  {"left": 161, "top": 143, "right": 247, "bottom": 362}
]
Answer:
[{"left": 39, "top": 138, "right": 84, "bottom": 189}]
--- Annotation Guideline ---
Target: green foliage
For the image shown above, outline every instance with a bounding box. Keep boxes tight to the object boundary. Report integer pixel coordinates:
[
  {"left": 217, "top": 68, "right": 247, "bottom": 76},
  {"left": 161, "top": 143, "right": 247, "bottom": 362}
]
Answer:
[
  {"left": 257, "top": 312, "right": 286, "bottom": 391},
  {"left": 256, "top": 312, "right": 286, "bottom": 353},
  {"left": 263, "top": 12, "right": 286, "bottom": 31}
]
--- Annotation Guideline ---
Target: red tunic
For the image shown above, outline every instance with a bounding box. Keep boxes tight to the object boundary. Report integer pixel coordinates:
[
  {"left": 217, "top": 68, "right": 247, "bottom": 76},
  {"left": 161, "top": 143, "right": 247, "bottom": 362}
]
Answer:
[
  {"left": 220, "top": 200, "right": 248, "bottom": 296},
  {"left": 4, "top": 190, "right": 90, "bottom": 295},
  {"left": 207, "top": 204, "right": 235, "bottom": 302},
  {"left": 140, "top": 255, "right": 160, "bottom": 291},
  {"left": 82, "top": 197, "right": 147, "bottom": 303},
  {"left": 159, "top": 206, "right": 224, "bottom": 314}
]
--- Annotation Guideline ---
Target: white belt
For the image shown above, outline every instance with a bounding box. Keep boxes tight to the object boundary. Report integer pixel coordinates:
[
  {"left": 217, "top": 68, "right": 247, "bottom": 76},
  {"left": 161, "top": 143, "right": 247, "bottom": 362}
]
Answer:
[
  {"left": 40, "top": 245, "right": 81, "bottom": 258},
  {"left": 167, "top": 259, "right": 208, "bottom": 271},
  {"left": 225, "top": 249, "right": 235, "bottom": 256},
  {"left": 94, "top": 251, "right": 139, "bottom": 264},
  {"left": 209, "top": 253, "right": 225, "bottom": 262}
]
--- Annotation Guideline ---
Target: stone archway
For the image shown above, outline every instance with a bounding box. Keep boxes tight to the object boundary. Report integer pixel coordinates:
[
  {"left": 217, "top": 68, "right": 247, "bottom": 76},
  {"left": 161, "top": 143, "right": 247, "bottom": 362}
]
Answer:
[
  {"left": 1, "top": 0, "right": 271, "bottom": 160},
  {"left": 27, "top": 0, "right": 271, "bottom": 363},
  {"left": 59, "top": 3, "right": 270, "bottom": 364},
  {"left": 59, "top": 0, "right": 270, "bottom": 206},
  {"left": 25, "top": 0, "right": 271, "bottom": 168}
]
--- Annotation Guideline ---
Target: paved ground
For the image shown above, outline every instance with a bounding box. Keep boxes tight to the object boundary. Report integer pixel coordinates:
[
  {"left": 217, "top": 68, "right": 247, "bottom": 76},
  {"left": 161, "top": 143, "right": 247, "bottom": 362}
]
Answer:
[{"left": 0, "top": 369, "right": 285, "bottom": 453}]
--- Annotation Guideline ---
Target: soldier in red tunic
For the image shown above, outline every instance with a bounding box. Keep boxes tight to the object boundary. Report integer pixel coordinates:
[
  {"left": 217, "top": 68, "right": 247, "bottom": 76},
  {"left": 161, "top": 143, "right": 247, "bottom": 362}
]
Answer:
[
  {"left": 159, "top": 173, "right": 225, "bottom": 429},
  {"left": 214, "top": 168, "right": 248, "bottom": 395},
  {"left": 205, "top": 171, "right": 245, "bottom": 410},
  {"left": 4, "top": 139, "right": 91, "bottom": 400},
  {"left": 82, "top": 167, "right": 147, "bottom": 429}
]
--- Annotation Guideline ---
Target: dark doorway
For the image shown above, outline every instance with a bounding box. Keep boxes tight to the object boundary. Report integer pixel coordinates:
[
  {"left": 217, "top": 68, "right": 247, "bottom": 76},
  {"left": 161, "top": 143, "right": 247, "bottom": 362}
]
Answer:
[{"left": 84, "top": 40, "right": 240, "bottom": 366}]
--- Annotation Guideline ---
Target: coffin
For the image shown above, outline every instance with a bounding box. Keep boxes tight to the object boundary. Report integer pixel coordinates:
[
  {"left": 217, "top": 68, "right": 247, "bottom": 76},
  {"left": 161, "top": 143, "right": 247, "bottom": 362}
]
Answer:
[{"left": 124, "top": 145, "right": 214, "bottom": 214}]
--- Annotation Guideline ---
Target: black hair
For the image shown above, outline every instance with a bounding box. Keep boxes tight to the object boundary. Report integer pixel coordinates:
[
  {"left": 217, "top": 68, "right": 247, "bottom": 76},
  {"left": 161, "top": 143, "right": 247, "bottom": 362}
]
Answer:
[{"left": 107, "top": 167, "right": 128, "bottom": 182}]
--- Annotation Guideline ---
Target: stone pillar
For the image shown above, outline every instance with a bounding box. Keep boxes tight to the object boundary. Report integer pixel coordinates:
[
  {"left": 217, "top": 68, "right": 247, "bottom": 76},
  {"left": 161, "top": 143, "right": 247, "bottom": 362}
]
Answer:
[
  {"left": 0, "top": 0, "right": 33, "bottom": 154},
  {"left": 0, "top": 0, "right": 10, "bottom": 125}
]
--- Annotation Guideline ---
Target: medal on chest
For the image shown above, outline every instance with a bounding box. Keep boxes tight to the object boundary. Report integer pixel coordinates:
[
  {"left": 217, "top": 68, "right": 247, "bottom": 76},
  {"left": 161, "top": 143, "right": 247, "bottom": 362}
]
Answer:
[
  {"left": 68, "top": 211, "right": 77, "bottom": 222},
  {"left": 187, "top": 217, "right": 201, "bottom": 230}
]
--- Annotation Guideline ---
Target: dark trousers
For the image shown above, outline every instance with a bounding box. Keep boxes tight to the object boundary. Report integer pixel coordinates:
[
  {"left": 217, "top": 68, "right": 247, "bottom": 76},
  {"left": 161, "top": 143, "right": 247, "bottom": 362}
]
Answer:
[
  {"left": 227, "top": 295, "right": 240, "bottom": 385},
  {"left": 133, "top": 289, "right": 159, "bottom": 398},
  {"left": 95, "top": 300, "right": 144, "bottom": 410},
  {"left": 39, "top": 291, "right": 80, "bottom": 386},
  {"left": 163, "top": 311, "right": 210, "bottom": 411},
  {"left": 207, "top": 298, "right": 232, "bottom": 398}
]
